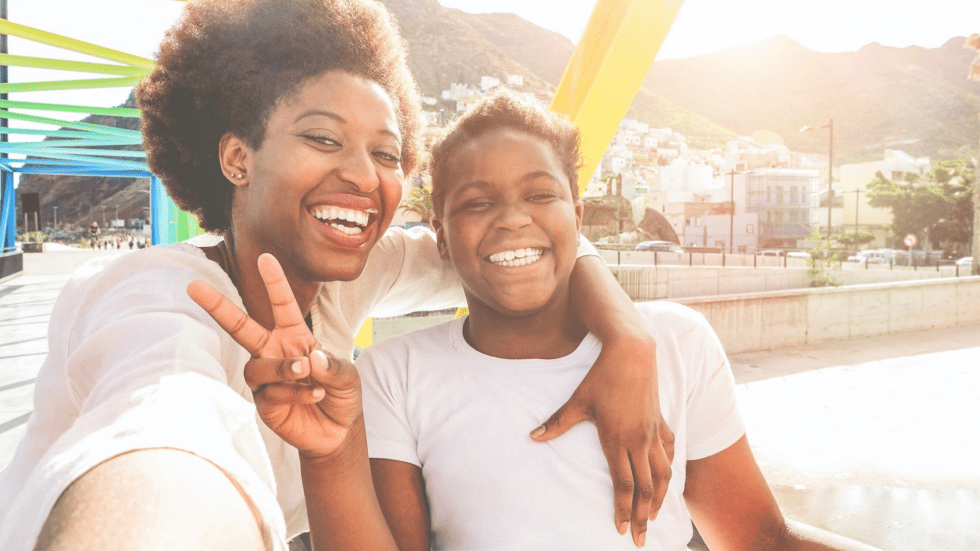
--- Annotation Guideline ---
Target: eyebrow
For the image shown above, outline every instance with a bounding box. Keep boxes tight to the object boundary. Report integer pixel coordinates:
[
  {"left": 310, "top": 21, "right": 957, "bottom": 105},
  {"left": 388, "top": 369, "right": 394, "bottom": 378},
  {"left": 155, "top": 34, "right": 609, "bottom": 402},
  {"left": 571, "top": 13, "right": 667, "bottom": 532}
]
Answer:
[
  {"left": 294, "top": 109, "right": 402, "bottom": 142},
  {"left": 454, "top": 171, "right": 561, "bottom": 196},
  {"left": 295, "top": 109, "right": 346, "bottom": 124}
]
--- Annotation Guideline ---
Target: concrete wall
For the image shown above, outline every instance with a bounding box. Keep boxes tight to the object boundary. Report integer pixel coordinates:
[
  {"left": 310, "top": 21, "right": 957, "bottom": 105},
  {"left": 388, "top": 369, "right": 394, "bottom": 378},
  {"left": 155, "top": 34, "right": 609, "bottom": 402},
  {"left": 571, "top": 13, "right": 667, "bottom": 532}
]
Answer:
[
  {"left": 608, "top": 262, "right": 973, "bottom": 301},
  {"left": 672, "top": 277, "right": 980, "bottom": 354}
]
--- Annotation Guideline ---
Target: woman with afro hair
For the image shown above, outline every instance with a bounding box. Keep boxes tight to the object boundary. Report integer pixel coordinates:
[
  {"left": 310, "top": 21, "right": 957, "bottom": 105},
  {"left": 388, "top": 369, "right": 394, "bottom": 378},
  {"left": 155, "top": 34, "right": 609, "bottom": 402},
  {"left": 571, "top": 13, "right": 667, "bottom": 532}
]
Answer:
[{"left": 0, "top": 1, "right": 673, "bottom": 549}]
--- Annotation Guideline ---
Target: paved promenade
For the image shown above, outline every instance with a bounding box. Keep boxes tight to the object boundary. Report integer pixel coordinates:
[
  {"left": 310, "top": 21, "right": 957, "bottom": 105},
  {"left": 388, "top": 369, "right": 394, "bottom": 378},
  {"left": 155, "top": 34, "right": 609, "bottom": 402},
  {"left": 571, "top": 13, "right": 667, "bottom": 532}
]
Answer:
[{"left": 1, "top": 248, "right": 978, "bottom": 550}]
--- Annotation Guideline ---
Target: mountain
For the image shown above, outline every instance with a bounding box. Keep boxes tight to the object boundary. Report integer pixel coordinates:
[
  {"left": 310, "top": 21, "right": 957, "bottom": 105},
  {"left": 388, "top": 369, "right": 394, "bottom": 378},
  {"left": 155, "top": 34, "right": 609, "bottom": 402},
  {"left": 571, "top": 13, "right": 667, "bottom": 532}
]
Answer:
[
  {"left": 641, "top": 35, "right": 980, "bottom": 163},
  {"left": 17, "top": 3, "right": 980, "bottom": 229}
]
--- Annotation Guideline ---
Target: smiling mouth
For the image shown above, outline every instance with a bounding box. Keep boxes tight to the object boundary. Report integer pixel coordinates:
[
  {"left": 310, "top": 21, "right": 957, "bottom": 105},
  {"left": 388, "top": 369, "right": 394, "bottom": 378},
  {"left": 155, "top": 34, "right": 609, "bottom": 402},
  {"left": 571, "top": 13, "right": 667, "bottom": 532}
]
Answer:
[
  {"left": 311, "top": 205, "right": 378, "bottom": 236},
  {"left": 486, "top": 247, "right": 544, "bottom": 267}
]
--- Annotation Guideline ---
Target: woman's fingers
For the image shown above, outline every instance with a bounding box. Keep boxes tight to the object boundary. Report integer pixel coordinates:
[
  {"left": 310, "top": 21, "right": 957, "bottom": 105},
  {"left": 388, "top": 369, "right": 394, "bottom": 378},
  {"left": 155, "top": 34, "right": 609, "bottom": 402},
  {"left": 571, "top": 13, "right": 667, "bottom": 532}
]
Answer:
[
  {"left": 257, "top": 382, "right": 325, "bottom": 405},
  {"left": 187, "top": 280, "right": 268, "bottom": 356},
  {"left": 243, "top": 356, "right": 311, "bottom": 392},
  {"left": 256, "top": 253, "right": 307, "bottom": 332}
]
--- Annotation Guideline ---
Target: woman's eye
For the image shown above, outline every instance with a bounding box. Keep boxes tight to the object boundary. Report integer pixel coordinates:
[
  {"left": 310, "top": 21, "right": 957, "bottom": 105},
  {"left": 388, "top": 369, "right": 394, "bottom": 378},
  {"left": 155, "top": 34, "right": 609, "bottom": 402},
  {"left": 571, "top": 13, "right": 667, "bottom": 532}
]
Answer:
[
  {"left": 304, "top": 134, "right": 340, "bottom": 147},
  {"left": 374, "top": 151, "right": 402, "bottom": 165}
]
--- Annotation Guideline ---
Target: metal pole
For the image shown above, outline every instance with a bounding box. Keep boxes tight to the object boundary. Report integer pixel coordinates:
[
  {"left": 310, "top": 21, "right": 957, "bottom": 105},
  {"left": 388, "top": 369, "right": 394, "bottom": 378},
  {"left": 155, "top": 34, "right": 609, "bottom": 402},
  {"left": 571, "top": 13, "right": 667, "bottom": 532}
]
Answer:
[
  {"left": 729, "top": 169, "right": 735, "bottom": 254},
  {"left": 53, "top": 206, "right": 57, "bottom": 228},
  {"left": 827, "top": 118, "right": 834, "bottom": 240}
]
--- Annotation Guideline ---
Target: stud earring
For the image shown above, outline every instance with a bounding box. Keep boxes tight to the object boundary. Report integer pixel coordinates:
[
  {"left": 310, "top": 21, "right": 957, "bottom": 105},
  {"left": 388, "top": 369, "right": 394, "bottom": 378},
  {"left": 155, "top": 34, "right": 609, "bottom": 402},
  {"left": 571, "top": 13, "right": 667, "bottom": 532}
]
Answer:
[{"left": 230, "top": 173, "right": 244, "bottom": 180}]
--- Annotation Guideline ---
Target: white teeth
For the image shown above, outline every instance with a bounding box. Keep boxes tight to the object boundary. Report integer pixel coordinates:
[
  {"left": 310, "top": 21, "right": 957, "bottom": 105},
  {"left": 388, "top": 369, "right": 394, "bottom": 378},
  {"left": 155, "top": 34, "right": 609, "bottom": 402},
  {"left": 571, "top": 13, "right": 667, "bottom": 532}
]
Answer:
[
  {"left": 328, "top": 222, "right": 364, "bottom": 235},
  {"left": 312, "top": 205, "right": 375, "bottom": 230},
  {"left": 487, "top": 248, "right": 543, "bottom": 266}
]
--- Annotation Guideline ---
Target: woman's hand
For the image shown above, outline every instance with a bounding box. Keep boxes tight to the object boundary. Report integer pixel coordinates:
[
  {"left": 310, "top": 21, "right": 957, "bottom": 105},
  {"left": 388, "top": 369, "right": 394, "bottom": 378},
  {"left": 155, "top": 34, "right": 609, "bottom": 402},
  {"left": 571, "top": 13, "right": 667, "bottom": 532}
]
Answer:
[
  {"left": 187, "top": 253, "right": 362, "bottom": 460},
  {"left": 530, "top": 335, "right": 674, "bottom": 548}
]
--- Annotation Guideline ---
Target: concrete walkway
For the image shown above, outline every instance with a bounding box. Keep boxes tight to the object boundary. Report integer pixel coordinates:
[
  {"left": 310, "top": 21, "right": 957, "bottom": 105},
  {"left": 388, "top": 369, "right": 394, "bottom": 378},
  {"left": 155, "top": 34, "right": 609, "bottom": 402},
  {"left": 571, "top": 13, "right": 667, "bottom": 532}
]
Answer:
[{"left": 1, "top": 249, "right": 978, "bottom": 550}]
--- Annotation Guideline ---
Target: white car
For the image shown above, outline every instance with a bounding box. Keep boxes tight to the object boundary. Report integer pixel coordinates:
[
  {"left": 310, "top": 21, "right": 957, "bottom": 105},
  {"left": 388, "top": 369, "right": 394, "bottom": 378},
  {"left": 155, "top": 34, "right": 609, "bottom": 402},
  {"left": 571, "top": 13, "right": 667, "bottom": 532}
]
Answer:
[{"left": 956, "top": 256, "right": 974, "bottom": 268}]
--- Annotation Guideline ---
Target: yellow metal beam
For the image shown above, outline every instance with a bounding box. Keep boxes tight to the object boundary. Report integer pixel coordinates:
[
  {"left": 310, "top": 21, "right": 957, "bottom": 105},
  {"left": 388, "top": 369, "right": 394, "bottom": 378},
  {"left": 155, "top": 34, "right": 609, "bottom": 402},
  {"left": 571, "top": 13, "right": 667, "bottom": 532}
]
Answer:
[{"left": 550, "top": 0, "right": 686, "bottom": 194}]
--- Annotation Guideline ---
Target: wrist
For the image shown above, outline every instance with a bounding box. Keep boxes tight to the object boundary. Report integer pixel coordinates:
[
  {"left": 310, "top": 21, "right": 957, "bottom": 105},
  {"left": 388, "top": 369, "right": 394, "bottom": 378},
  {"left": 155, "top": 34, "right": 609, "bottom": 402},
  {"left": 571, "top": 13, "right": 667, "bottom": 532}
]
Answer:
[{"left": 299, "top": 414, "right": 367, "bottom": 468}]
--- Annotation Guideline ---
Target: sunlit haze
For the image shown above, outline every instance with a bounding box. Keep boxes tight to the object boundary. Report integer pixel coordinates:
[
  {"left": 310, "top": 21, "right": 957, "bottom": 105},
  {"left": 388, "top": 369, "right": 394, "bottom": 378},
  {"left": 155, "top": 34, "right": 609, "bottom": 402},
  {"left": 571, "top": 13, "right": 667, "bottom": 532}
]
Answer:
[{"left": 7, "top": 0, "right": 980, "bottom": 116}]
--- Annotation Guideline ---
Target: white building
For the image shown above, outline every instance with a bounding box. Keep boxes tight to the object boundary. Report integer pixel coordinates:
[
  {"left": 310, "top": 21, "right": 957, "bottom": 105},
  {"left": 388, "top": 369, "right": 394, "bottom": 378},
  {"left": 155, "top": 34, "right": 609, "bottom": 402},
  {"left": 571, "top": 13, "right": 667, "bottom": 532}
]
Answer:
[
  {"left": 479, "top": 76, "right": 501, "bottom": 92},
  {"left": 506, "top": 74, "right": 524, "bottom": 87},
  {"left": 838, "top": 149, "right": 930, "bottom": 249}
]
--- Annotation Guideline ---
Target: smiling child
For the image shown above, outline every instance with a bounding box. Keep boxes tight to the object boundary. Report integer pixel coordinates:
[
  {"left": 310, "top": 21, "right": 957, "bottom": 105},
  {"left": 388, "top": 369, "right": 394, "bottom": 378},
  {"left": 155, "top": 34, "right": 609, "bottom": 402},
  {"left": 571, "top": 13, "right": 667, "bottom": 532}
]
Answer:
[{"left": 357, "top": 89, "right": 880, "bottom": 551}]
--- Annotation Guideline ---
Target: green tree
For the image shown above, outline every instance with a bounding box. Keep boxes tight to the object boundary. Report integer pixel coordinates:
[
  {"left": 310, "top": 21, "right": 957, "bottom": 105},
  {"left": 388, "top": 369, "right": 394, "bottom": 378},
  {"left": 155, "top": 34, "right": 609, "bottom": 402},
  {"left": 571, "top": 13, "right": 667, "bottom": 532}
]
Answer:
[
  {"left": 866, "top": 159, "right": 975, "bottom": 250},
  {"left": 835, "top": 231, "right": 875, "bottom": 249},
  {"left": 398, "top": 184, "right": 433, "bottom": 224}
]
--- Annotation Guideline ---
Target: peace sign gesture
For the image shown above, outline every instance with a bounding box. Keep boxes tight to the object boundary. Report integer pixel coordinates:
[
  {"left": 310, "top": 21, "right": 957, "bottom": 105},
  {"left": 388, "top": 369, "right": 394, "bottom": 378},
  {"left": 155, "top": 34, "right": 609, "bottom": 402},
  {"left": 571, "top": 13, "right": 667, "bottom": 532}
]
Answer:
[{"left": 187, "top": 253, "right": 362, "bottom": 460}]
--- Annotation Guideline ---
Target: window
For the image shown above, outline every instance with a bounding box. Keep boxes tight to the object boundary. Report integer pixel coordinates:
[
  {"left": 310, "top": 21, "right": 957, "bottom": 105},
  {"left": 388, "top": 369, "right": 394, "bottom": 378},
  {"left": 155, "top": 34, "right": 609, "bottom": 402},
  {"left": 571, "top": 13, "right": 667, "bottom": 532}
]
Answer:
[
  {"left": 746, "top": 224, "right": 755, "bottom": 234},
  {"left": 776, "top": 186, "right": 784, "bottom": 204},
  {"left": 767, "top": 186, "right": 772, "bottom": 202}
]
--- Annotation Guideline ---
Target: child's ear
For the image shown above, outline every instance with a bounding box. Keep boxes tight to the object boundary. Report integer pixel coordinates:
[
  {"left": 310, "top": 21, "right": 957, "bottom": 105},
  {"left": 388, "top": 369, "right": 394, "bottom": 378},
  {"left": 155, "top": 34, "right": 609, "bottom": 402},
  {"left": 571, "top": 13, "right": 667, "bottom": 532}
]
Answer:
[
  {"left": 430, "top": 216, "right": 451, "bottom": 261},
  {"left": 573, "top": 200, "right": 583, "bottom": 232}
]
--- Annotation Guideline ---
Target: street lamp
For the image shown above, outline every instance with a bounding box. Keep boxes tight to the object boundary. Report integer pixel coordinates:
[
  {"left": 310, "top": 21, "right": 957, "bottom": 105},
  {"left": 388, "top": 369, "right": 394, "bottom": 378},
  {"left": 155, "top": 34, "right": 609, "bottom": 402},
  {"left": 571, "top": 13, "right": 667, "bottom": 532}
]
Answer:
[
  {"left": 800, "top": 118, "right": 834, "bottom": 239},
  {"left": 727, "top": 169, "right": 738, "bottom": 254}
]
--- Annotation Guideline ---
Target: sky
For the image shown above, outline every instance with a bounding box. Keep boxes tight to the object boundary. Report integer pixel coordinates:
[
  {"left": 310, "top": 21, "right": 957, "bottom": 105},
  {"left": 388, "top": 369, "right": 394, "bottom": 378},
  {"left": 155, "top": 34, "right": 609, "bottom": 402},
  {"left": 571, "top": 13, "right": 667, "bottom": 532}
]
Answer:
[{"left": 5, "top": 0, "right": 980, "bottom": 127}]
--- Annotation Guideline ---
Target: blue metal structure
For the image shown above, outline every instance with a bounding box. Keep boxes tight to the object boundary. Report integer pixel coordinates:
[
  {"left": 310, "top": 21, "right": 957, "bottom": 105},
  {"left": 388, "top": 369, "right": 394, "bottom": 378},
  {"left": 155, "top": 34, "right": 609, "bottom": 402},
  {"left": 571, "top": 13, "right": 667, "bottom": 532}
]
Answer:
[{"left": 0, "top": 16, "right": 194, "bottom": 257}]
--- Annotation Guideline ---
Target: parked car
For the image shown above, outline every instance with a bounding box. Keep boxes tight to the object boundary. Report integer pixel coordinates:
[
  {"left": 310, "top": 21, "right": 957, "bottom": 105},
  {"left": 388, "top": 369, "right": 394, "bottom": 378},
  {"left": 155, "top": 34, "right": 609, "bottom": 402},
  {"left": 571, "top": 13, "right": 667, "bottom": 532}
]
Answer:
[
  {"left": 756, "top": 249, "right": 784, "bottom": 257},
  {"left": 956, "top": 256, "right": 974, "bottom": 268},
  {"left": 786, "top": 251, "right": 812, "bottom": 260},
  {"left": 847, "top": 249, "right": 892, "bottom": 264},
  {"left": 635, "top": 241, "right": 684, "bottom": 253}
]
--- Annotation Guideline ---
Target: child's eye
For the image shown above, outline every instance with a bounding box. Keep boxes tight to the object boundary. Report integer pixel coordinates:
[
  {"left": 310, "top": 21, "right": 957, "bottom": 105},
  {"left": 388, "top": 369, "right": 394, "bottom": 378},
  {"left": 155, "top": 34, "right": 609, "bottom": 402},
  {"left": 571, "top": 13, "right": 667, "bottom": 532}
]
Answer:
[
  {"left": 461, "top": 199, "right": 493, "bottom": 211},
  {"left": 528, "top": 191, "right": 558, "bottom": 202}
]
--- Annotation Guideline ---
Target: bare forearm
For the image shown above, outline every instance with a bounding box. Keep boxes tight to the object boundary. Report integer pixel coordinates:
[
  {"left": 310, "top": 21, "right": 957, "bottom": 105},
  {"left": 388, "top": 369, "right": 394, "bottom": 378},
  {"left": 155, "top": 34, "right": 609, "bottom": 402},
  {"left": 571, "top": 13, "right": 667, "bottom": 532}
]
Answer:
[
  {"left": 569, "top": 255, "right": 651, "bottom": 345},
  {"left": 301, "top": 418, "right": 399, "bottom": 551},
  {"left": 784, "top": 519, "right": 881, "bottom": 551}
]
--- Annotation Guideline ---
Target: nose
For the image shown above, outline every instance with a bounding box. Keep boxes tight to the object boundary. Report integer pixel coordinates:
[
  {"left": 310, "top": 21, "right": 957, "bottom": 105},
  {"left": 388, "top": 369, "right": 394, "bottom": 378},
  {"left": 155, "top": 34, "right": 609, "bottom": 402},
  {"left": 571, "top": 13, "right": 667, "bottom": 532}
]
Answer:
[
  {"left": 493, "top": 199, "right": 532, "bottom": 231},
  {"left": 337, "top": 147, "right": 380, "bottom": 193}
]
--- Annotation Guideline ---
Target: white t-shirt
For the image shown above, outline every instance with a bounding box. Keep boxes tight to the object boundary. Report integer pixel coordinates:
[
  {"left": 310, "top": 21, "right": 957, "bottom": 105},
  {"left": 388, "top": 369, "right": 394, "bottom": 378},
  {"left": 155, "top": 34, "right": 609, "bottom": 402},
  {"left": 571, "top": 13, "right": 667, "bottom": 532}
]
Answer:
[
  {"left": 359, "top": 301, "right": 745, "bottom": 551},
  {"left": 0, "top": 227, "right": 467, "bottom": 551},
  {"left": 0, "top": 227, "right": 597, "bottom": 550}
]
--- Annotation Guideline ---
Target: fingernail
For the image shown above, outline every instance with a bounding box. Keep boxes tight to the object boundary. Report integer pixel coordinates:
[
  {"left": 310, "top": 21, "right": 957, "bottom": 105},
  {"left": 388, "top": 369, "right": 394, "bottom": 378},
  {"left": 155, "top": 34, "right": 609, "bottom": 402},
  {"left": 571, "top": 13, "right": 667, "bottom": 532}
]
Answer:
[
  {"left": 529, "top": 425, "right": 546, "bottom": 438},
  {"left": 312, "top": 387, "right": 325, "bottom": 398},
  {"left": 637, "top": 533, "right": 645, "bottom": 547},
  {"left": 291, "top": 361, "right": 303, "bottom": 374},
  {"left": 618, "top": 522, "right": 628, "bottom": 535}
]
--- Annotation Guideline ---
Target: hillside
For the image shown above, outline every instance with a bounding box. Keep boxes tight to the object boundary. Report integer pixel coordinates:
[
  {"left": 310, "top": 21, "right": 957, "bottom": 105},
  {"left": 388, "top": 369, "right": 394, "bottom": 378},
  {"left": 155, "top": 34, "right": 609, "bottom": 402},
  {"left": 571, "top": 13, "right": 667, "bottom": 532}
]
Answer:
[
  {"left": 641, "top": 35, "right": 980, "bottom": 163},
  {"left": 17, "top": 4, "right": 980, "bottom": 228}
]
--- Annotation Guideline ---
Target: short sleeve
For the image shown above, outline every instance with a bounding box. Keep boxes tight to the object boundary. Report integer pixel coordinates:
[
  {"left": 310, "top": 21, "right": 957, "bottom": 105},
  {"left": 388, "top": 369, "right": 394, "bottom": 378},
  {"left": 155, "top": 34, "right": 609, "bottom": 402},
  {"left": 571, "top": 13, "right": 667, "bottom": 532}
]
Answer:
[
  {"left": 357, "top": 346, "right": 421, "bottom": 467},
  {"left": 359, "top": 226, "right": 466, "bottom": 319},
  {"left": 684, "top": 317, "right": 746, "bottom": 461}
]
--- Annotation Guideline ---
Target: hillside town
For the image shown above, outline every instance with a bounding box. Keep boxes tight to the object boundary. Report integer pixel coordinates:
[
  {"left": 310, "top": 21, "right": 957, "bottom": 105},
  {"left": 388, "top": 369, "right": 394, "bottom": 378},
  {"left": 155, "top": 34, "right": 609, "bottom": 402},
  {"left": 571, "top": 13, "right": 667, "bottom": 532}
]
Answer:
[{"left": 407, "top": 75, "right": 936, "bottom": 258}]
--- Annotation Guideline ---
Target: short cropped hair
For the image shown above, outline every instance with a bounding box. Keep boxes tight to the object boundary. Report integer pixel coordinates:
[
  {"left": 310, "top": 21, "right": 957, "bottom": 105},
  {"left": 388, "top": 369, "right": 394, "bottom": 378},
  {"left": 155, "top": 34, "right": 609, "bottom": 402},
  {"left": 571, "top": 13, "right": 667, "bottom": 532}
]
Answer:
[
  {"left": 136, "top": 0, "right": 423, "bottom": 232},
  {"left": 429, "top": 88, "right": 581, "bottom": 216}
]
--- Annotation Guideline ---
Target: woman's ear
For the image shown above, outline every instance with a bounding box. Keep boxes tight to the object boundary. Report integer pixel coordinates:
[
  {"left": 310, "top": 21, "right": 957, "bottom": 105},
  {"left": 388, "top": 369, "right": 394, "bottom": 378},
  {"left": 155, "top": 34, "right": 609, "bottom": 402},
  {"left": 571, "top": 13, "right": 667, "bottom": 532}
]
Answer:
[
  {"left": 574, "top": 200, "right": 584, "bottom": 232},
  {"left": 430, "top": 216, "right": 450, "bottom": 261},
  {"left": 218, "top": 132, "right": 251, "bottom": 186}
]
